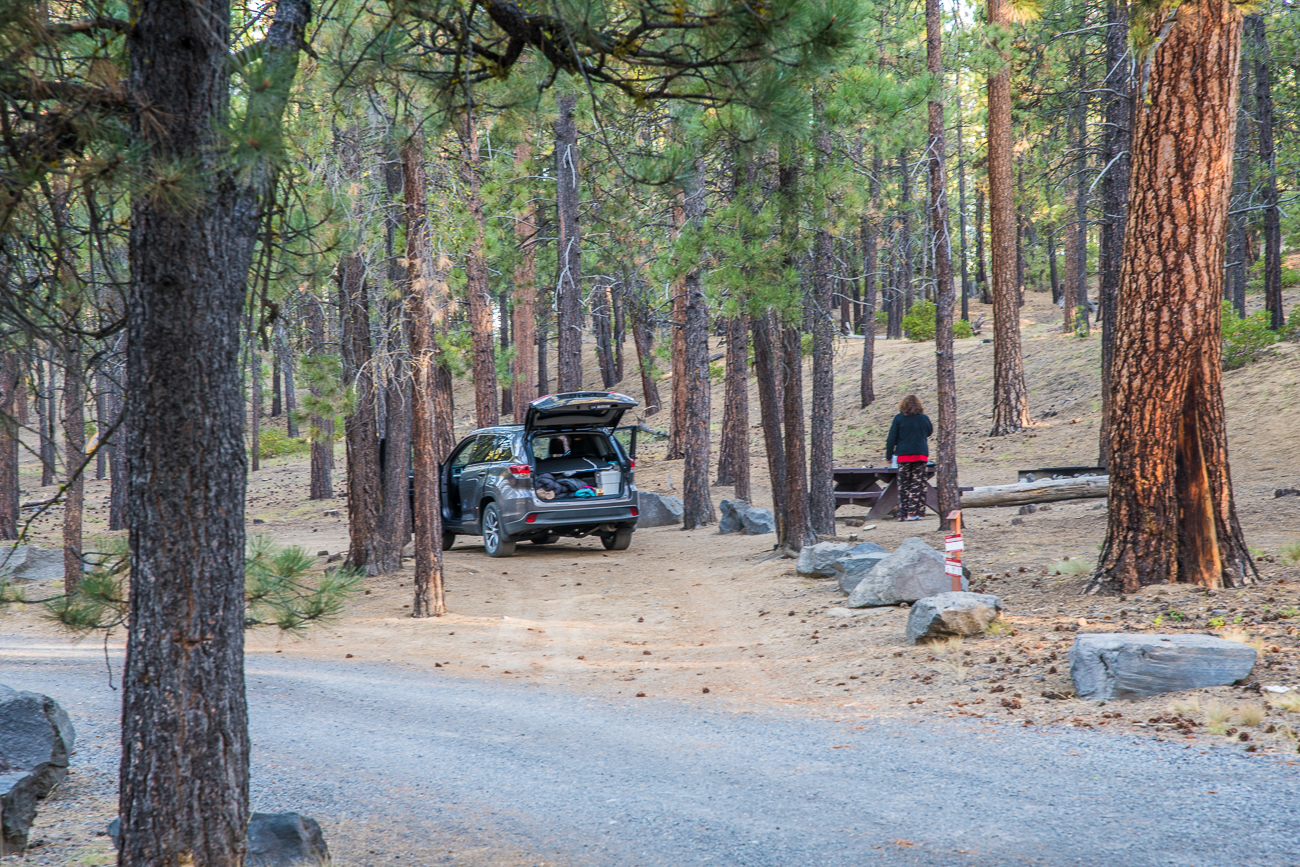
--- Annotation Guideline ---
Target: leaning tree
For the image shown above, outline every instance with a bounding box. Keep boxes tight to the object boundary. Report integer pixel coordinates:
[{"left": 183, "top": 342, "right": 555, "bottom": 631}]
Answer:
[{"left": 1090, "top": 0, "right": 1256, "bottom": 593}]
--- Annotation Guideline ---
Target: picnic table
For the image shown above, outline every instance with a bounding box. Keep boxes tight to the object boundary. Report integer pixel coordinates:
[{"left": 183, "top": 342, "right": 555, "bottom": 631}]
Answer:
[{"left": 831, "top": 465, "right": 972, "bottom": 519}]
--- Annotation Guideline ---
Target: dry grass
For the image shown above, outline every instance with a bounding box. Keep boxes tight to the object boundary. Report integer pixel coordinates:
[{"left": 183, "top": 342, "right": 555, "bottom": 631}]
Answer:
[
  {"left": 1170, "top": 698, "right": 1201, "bottom": 716},
  {"left": 983, "top": 619, "right": 1013, "bottom": 636},
  {"left": 1233, "top": 703, "right": 1267, "bottom": 727},
  {"left": 1280, "top": 539, "right": 1300, "bottom": 566},
  {"left": 1204, "top": 701, "right": 1233, "bottom": 735},
  {"left": 1270, "top": 692, "right": 1300, "bottom": 713},
  {"left": 1048, "top": 557, "right": 1094, "bottom": 576},
  {"left": 1218, "top": 626, "right": 1266, "bottom": 654}
]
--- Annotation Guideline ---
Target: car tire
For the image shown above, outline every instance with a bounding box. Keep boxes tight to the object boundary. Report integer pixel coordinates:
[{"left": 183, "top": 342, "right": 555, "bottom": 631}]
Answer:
[
  {"left": 601, "top": 528, "right": 633, "bottom": 551},
  {"left": 531, "top": 534, "right": 560, "bottom": 546},
  {"left": 482, "top": 503, "right": 516, "bottom": 557},
  {"left": 442, "top": 531, "right": 456, "bottom": 551}
]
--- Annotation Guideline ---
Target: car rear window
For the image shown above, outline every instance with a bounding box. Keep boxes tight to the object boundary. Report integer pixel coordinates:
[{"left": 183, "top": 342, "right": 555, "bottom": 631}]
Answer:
[{"left": 529, "top": 432, "right": 617, "bottom": 462}]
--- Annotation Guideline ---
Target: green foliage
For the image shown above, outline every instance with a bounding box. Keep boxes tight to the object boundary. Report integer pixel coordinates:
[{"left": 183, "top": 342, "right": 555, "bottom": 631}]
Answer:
[
  {"left": 257, "top": 427, "right": 311, "bottom": 459},
  {"left": 901, "top": 301, "right": 971, "bottom": 342},
  {"left": 32, "top": 536, "right": 360, "bottom": 637},
  {"left": 1280, "top": 539, "right": 1300, "bottom": 567},
  {"left": 1282, "top": 268, "right": 1300, "bottom": 289},
  {"left": 1221, "top": 300, "right": 1280, "bottom": 370}
]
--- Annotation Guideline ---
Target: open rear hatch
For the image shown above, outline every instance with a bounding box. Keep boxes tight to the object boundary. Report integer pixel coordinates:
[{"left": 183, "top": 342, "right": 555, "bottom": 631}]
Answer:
[{"left": 524, "top": 391, "right": 638, "bottom": 433}]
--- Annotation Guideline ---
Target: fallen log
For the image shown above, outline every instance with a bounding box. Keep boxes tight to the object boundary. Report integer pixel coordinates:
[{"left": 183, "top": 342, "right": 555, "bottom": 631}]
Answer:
[{"left": 960, "top": 475, "right": 1108, "bottom": 509}]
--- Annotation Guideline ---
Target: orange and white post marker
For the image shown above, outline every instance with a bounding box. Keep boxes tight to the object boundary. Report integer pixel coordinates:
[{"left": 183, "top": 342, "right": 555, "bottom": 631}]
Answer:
[{"left": 944, "top": 510, "right": 964, "bottom": 592}]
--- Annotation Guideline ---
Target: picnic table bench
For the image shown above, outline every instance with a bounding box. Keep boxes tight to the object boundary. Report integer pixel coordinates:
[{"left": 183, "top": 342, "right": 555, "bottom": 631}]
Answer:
[{"left": 832, "top": 465, "right": 973, "bottom": 519}]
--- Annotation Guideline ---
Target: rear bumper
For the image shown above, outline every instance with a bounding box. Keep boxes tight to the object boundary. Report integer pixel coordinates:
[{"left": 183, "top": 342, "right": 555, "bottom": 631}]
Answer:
[{"left": 504, "top": 498, "right": 639, "bottom": 537}]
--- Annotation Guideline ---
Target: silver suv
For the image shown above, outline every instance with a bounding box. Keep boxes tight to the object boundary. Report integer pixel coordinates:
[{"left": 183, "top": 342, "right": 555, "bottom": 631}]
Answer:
[{"left": 439, "top": 392, "right": 641, "bottom": 557}]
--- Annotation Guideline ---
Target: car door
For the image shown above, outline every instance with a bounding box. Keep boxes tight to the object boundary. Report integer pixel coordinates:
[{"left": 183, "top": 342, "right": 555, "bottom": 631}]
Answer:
[
  {"left": 456, "top": 436, "right": 502, "bottom": 530},
  {"left": 442, "top": 436, "right": 485, "bottom": 526}
]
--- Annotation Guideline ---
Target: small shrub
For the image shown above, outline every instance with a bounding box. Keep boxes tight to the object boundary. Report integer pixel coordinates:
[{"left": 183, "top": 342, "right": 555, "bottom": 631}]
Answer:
[
  {"left": 1281, "top": 267, "right": 1300, "bottom": 289},
  {"left": 1221, "top": 300, "right": 1280, "bottom": 370},
  {"left": 1170, "top": 698, "right": 1201, "bottom": 716},
  {"left": 1271, "top": 693, "right": 1300, "bottom": 713},
  {"left": 983, "top": 618, "right": 1013, "bottom": 636},
  {"left": 874, "top": 308, "right": 888, "bottom": 327},
  {"left": 1279, "top": 539, "right": 1300, "bottom": 566},
  {"left": 257, "top": 427, "right": 311, "bottom": 459},
  {"left": 1204, "top": 702, "right": 1233, "bottom": 727},
  {"left": 901, "top": 301, "right": 973, "bottom": 342},
  {"left": 1048, "top": 557, "right": 1093, "bottom": 576}
]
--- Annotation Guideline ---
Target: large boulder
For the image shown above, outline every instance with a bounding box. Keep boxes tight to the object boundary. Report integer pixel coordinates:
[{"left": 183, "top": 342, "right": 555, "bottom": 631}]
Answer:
[
  {"left": 833, "top": 553, "right": 888, "bottom": 594},
  {"left": 796, "top": 542, "right": 852, "bottom": 578},
  {"left": 0, "top": 546, "right": 65, "bottom": 583},
  {"left": 907, "top": 592, "right": 1004, "bottom": 643},
  {"left": 845, "top": 541, "right": 886, "bottom": 557},
  {"left": 717, "top": 499, "right": 750, "bottom": 535},
  {"left": 636, "top": 492, "right": 683, "bottom": 528},
  {"left": 110, "top": 812, "right": 330, "bottom": 865},
  {"left": 740, "top": 507, "right": 775, "bottom": 536},
  {"left": 0, "top": 772, "right": 39, "bottom": 855},
  {"left": 846, "top": 537, "right": 965, "bottom": 607},
  {"left": 0, "top": 686, "right": 75, "bottom": 797},
  {"left": 1070, "top": 633, "right": 1257, "bottom": 701}
]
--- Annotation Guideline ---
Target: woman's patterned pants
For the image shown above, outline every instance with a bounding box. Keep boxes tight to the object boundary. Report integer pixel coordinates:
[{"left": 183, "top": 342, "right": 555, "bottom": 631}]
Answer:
[{"left": 897, "top": 461, "right": 928, "bottom": 519}]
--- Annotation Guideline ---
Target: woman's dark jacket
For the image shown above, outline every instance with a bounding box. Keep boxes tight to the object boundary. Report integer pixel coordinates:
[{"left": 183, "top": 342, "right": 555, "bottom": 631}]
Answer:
[{"left": 885, "top": 413, "right": 933, "bottom": 460}]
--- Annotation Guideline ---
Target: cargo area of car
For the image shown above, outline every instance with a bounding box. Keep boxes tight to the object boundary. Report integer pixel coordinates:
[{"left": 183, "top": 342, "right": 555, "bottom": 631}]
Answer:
[{"left": 529, "top": 432, "right": 624, "bottom": 499}]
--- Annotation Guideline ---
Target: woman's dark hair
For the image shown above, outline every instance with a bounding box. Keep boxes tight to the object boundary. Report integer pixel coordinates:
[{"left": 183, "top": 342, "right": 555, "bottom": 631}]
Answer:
[{"left": 899, "top": 394, "right": 924, "bottom": 416}]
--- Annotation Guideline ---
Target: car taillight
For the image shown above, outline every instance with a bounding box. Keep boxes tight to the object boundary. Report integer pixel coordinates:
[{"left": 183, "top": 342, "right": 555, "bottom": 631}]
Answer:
[
  {"left": 629, "top": 507, "right": 638, "bottom": 517},
  {"left": 629, "top": 460, "right": 635, "bottom": 469},
  {"left": 509, "top": 464, "right": 532, "bottom": 477},
  {"left": 525, "top": 513, "right": 537, "bottom": 523}
]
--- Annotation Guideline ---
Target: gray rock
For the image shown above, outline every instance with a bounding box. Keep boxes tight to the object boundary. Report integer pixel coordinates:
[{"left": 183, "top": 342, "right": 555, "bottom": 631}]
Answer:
[
  {"left": 0, "top": 685, "right": 75, "bottom": 797},
  {"left": 796, "top": 542, "right": 852, "bottom": 578},
  {"left": 845, "top": 541, "right": 886, "bottom": 557},
  {"left": 717, "top": 499, "right": 750, "bottom": 535},
  {"left": 739, "top": 507, "right": 775, "bottom": 536},
  {"left": 0, "top": 546, "right": 65, "bottom": 583},
  {"left": 1069, "top": 633, "right": 1257, "bottom": 701},
  {"left": 636, "top": 492, "right": 683, "bottom": 528},
  {"left": 906, "top": 592, "right": 1004, "bottom": 643},
  {"left": 110, "top": 812, "right": 330, "bottom": 865},
  {"left": 833, "top": 553, "right": 888, "bottom": 594},
  {"left": 248, "top": 812, "right": 331, "bottom": 866},
  {"left": 0, "top": 771, "right": 39, "bottom": 854},
  {"left": 846, "top": 537, "right": 966, "bottom": 607},
  {"left": 1017, "top": 504, "right": 1038, "bottom": 516}
]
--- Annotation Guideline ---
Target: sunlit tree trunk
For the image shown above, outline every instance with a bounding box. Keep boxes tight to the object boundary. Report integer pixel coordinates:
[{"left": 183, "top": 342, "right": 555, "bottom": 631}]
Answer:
[
  {"left": 1092, "top": 0, "right": 1255, "bottom": 593},
  {"left": 512, "top": 139, "right": 537, "bottom": 423}
]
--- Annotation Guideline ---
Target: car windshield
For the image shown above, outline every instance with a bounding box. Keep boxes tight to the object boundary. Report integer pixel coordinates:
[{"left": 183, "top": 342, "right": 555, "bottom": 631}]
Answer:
[{"left": 529, "top": 432, "right": 617, "bottom": 463}]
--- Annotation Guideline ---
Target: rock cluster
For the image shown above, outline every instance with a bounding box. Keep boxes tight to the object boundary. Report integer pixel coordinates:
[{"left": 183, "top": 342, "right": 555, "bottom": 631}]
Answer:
[
  {"left": 0, "top": 685, "right": 76, "bottom": 854},
  {"left": 716, "top": 499, "right": 775, "bottom": 536}
]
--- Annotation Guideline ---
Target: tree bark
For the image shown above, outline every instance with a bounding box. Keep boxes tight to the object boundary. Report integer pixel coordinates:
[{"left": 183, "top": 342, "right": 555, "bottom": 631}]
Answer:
[
  {"left": 961, "top": 475, "right": 1108, "bottom": 508},
  {"left": 929, "top": 0, "right": 960, "bottom": 533},
  {"left": 986, "top": 0, "right": 1030, "bottom": 435},
  {"left": 404, "top": 134, "right": 447, "bottom": 617},
  {"left": 278, "top": 322, "right": 298, "bottom": 438},
  {"left": 680, "top": 167, "right": 714, "bottom": 530},
  {"left": 62, "top": 346, "right": 84, "bottom": 593},
  {"left": 1249, "top": 16, "right": 1283, "bottom": 330},
  {"left": 107, "top": 344, "right": 127, "bottom": 531},
  {"left": 1092, "top": 0, "right": 1255, "bottom": 594},
  {"left": 780, "top": 322, "right": 812, "bottom": 551},
  {"left": 628, "top": 281, "right": 662, "bottom": 415},
  {"left": 0, "top": 353, "right": 19, "bottom": 540},
  {"left": 36, "top": 349, "right": 55, "bottom": 486},
  {"left": 249, "top": 344, "right": 261, "bottom": 472},
  {"left": 667, "top": 194, "right": 688, "bottom": 461},
  {"left": 954, "top": 60, "right": 971, "bottom": 322},
  {"left": 715, "top": 314, "right": 750, "bottom": 501},
  {"left": 592, "top": 277, "right": 617, "bottom": 389},
  {"left": 511, "top": 140, "right": 538, "bottom": 424},
  {"left": 1072, "top": 87, "right": 1090, "bottom": 337},
  {"left": 975, "top": 183, "right": 990, "bottom": 304},
  {"left": 304, "top": 297, "right": 334, "bottom": 500},
  {"left": 270, "top": 343, "right": 282, "bottom": 417},
  {"left": 554, "top": 92, "right": 584, "bottom": 392},
  {"left": 458, "top": 109, "right": 499, "bottom": 428},
  {"left": 809, "top": 131, "right": 836, "bottom": 537},
  {"left": 1098, "top": 0, "right": 1133, "bottom": 467},
  {"left": 860, "top": 149, "right": 880, "bottom": 408},
  {"left": 752, "top": 311, "right": 786, "bottom": 533},
  {"left": 119, "top": 2, "right": 310, "bottom": 862},
  {"left": 95, "top": 366, "right": 108, "bottom": 479}
]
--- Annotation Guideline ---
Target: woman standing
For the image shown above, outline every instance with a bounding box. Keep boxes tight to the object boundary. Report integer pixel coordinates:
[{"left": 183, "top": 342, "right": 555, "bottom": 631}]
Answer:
[{"left": 885, "top": 395, "right": 933, "bottom": 522}]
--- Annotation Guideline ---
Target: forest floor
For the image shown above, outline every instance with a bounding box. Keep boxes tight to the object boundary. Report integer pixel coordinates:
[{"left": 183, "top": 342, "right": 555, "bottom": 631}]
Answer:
[{"left": 4, "top": 287, "right": 1300, "bottom": 865}]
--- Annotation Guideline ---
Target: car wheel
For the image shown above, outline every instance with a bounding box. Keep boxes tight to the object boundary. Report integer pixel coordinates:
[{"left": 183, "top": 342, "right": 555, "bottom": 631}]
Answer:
[
  {"left": 531, "top": 534, "right": 560, "bottom": 546},
  {"left": 601, "top": 528, "right": 633, "bottom": 551},
  {"left": 482, "top": 504, "right": 516, "bottom": 557},
  {"left": 441, "top": 531, "right": 456, "bottom": 551}
]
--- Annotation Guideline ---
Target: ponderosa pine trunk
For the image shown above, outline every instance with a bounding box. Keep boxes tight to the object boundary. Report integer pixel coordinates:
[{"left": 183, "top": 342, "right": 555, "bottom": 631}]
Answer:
[
  {"left": 667, "top": 195, "right": 688, "bottom": 461},
  {"left": 928, "top": 0, "right": 960, "bottom": 533},
  {"left": 95, "top": 366, "right": 108, "bottom": 479},
  {"left": 593, "top": 278, "right": 617, "bottom": 389},
  {"left": 780, "top": 322, "right": 812, "bottom": 551},
  {"left": 107, "top": 342, "right": 127, "bottom": 531},
  {"left": 249, "top": 345, "right": 261, "bottom": 472},
  {"left": 305, "top": 298, "right": 334, "bottom": 500},
  {"left": 860, "top": 148, "right": 880, "bottom": 408},
  {"left": 629, "top": 282, "right": 662, "bottom": 415},
  {"left": 715, "top": 314, "right": 750, "bottom": 502},
  {"left": 404, "top": 134, "right": 448, "bottom": 617},
  {"left": 458, "top": 109, "right": 499, "bottom": 428},
  {"left": 809, "top": 137, "right": 836, "bottom": 537},
  {"left": 512, "top": 140, "right": 538, "bottom": 424},
  {"left": 895, "top": 150, "right": 913, "bottom": 330},
  {"left": 0, "top": 352, "right": 18, "bottom": 539},
  {"left": 1072, "top": 86, "right": 1090, "bottom": 337},
  {"left": 680, "top": 166, "right": 714, "bottom": 529},
  {"left": 975, "top": 183, "right": 991, "bottom": 304},
  {"left": 1098, "top": 0, "right": 1132, "bottom": 468},
  {"left": 270, "top": 345, "right": 282, "bottom": 417},
  {"left": 36, "top": 350, "right": 55, "bottom": 486},
  {"left": 986, "top": 0, "right": 1031, "bottom": 435},
  {"left": 752, "top": 311, "right": 786, "bottom": 533},
  {"left": 278, "top": 322, "right": 298, "bottom": 438},
  {"left": 1249, "top": 16, "right": 1283, "bottom": 330},
  {"left": 955, "top": 58, "right": 971, "bottom": 322},
  {"left": 119, "top": 2, "right": 309, "bottom": 863},
  {"left": 62, "top": 345, "right": 84, "bottom": 593},
  {"left": 1091, "top": 0, "right": 1255, "bottom": 594},
  {"left": 554, "top": 92, "right": 583, "bottom": 392}
]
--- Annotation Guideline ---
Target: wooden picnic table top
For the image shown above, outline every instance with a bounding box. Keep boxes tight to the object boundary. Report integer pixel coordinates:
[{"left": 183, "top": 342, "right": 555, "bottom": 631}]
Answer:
[{"left": 833, "top": 464, "right": 934, "bottom": 475}]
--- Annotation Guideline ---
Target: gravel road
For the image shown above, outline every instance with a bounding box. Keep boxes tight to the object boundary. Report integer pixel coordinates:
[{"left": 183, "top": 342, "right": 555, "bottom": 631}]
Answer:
[{"left": 3, "top": 636, "right": 1297, "bottom": 867}]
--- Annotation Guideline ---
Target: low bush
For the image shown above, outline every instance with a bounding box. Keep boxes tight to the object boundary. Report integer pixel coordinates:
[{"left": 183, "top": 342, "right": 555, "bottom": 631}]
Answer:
[
  {"left": 257, "top": 427, "right": 311, "bottom": 459},
  {"left": 901, "top": 301, "right": 974, "bottom": 342},
  {"left": 1221, "top": 301, "right": 1279, "bottom": 370}
]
